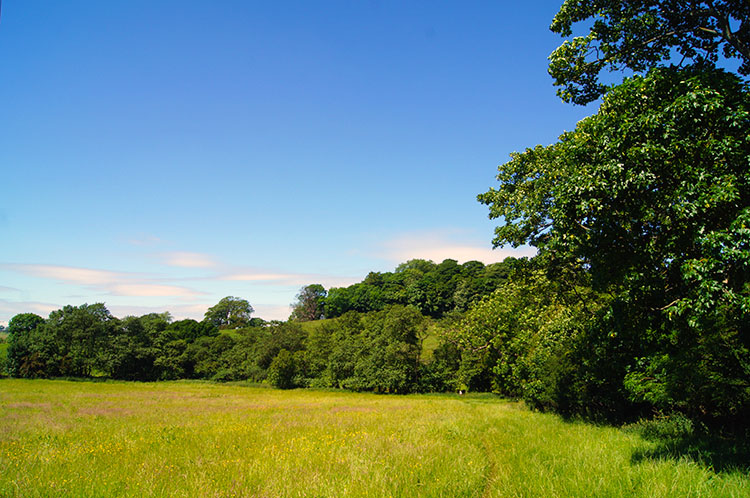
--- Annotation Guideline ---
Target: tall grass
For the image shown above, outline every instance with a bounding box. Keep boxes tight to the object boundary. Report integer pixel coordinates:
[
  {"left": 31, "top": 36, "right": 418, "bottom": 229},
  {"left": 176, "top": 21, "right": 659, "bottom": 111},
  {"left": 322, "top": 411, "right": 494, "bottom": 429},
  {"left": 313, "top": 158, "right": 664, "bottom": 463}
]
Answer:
[{"left": 0, "top": 379, "right": 746, "bottom": 497}]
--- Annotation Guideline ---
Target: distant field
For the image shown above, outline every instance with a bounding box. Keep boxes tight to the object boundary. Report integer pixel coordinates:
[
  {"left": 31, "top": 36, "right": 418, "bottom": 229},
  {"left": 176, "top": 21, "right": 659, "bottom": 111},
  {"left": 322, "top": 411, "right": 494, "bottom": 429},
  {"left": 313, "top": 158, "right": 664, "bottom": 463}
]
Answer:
[{"left": 0, "top": 380, "right": 747, "bottom": 497}]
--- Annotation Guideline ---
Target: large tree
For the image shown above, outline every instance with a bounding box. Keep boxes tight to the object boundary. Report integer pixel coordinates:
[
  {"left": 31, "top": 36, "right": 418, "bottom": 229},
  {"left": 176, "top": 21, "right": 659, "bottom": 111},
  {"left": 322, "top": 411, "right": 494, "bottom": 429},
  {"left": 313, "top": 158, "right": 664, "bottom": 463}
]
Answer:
[
  {"left": 549, "top": 0, "right": 750, "bottom": 104},
  {"left": 289, "top": 284, "right": 327, "bottom": 322},
  {"left": 479, "top": 66, "right": 750, "bottom": 421},
  {"left": 6, "top": 313, "right": 45, "bottom": 335},
  {"left": 8, "top": 305, "right": 116, "bottom": 378},
  {"left": 5, "top": 313, "right": 45, "bottom": 377},
  {"left": 47, "top": 303, "right": 116, "bottom": 377},
  {"left": 204, "top": 297, "right": 254, "bottom": 329}
]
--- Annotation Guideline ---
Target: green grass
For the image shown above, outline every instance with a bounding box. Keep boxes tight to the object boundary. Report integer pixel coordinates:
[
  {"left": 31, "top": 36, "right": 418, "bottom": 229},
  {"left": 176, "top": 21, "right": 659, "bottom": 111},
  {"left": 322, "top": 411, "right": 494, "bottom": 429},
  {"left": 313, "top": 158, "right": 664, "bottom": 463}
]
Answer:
[
  {"left": 0, "top": 379, "right": 747, "bottom": 497},
  {"left": 420, "top": 326, "right": 441, "bottom": 362}
]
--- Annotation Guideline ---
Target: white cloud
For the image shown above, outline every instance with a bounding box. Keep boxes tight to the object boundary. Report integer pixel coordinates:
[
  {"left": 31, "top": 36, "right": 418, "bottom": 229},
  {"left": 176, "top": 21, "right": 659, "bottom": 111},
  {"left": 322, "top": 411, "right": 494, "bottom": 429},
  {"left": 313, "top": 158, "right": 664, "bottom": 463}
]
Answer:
[
  {"left": 6, "top": 264, "right": 123, "bottom": 285},
  {"left": 160, "top": 252, "right": 217, "bottom": 268},
  {"left": 308, "top": 275, "right": 362, "bottom": 289},
  {"left": 380, "top": 230, "right": 537, "bottom": 265},
  {"left": 221, "top": 270, "right": 358, "bottom": 289},
  {"left": 128, "top": 235, "right": 164, "bottom": 246},
  {"left": 107, "top": 284, "right": 205, "bottom": 297},
  {"left": 252, "top": 304, "right": 293, "bottom": 321},
  {"left": 224, "top": 273, "right": 290, "bottom": 282},
  {"left": 0, "top": 299, "right": 60, "bottom": 322},
  {"left": 2, "top": 263, "right": 203, "bottom": 298}
]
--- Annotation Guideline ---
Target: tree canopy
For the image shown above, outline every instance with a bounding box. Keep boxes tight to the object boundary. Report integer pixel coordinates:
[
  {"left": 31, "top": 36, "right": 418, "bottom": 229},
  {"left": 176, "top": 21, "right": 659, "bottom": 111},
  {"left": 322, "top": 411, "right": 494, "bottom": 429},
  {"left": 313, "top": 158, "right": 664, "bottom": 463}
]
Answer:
[
  {"left": 289, "top": 284, "right": 327, "bottom": 322},
  {"left": 6, "top": 313, "right": 45, "bottom": 335},
  {"left": 324, "top": 258, "right": 521, "bottom": 319},
  {"left": 204, "top": 297, "right": 254, "bottom": 329},
  {"left": 479, "top": 65, "right": 750, "bottom": 421},
  {"left": 549, "top": 0, "right": 750, "bottom": 104}
]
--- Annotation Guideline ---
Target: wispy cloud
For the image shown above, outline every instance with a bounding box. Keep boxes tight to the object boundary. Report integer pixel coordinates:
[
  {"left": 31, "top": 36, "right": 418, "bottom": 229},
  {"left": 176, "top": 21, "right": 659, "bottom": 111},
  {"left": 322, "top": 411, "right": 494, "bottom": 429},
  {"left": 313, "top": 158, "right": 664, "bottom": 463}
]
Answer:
[
  {"left": 160, "top": 252, "right": 217, "bottom": 268},
  {"left": 128, "top": 234, "right": 164, "bottom": 246},
  {"left": 108, "top": 284, "right": 206, "bottom": 297},
  {"left": 4, "top": 264, "right": 123, "bottom": 285},
  {"left": 380, "top": 230, "right": 537, "bottom": 265},
  {"left": 221, "top": 269, "right": 358, "bottom": 289},
  {"left": 223, "top": 272, "right": 292, "bottom": 282},
  {"left": 252, "top": 304, "right": 293, "bottom": 321},
  {"left": 0, "top": 299, "right": 60, "bottom": 324},
  {"left": 2, "top": 263, "right": 202, "bottom": 298}
]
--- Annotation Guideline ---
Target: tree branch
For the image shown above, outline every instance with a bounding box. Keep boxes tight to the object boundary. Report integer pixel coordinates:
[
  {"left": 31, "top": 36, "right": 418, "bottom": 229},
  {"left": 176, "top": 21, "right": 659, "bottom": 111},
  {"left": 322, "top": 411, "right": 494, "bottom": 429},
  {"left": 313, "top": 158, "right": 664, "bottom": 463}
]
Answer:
[
  {"left": 706, "top": 0, "right": 750, "bottom": 60},
  {"left": 658, "top": 298, "right": 680, "bottom": 311}
]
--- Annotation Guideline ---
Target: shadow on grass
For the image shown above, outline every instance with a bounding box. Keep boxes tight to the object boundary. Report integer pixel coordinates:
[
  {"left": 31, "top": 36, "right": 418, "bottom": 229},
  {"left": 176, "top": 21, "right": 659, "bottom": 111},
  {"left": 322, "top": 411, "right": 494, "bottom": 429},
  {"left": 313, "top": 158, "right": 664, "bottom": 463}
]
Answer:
[{"left": 629, "top": 419, "right": 750, "bottom": 475}]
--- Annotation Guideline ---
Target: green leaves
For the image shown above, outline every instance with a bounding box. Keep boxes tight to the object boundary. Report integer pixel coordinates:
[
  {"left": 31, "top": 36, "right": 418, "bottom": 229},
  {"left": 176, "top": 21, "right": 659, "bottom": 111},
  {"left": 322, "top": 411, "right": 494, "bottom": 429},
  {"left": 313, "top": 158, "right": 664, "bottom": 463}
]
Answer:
[
  {"left": 549, "top": 1, "right": 750, "bottom": 104},
  {"left": 289, "top": 284, "right": 327, "bottom": 321},
  {"left": 480, "top": 65, "right": 750, "bottom": 421},
  {"left": 204, "top": 296, "right": 254, "bottom": 329},
  {"left": 483, "top": 66, "right": 749, "bottom": 291}
]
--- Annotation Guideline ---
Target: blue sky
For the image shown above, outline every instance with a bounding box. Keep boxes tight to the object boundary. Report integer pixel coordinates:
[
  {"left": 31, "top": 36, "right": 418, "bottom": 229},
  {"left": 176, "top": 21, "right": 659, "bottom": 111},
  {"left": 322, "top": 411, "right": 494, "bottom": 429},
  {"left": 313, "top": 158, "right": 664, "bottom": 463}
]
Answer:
[{"left": 0, "top": 1, "right": 594, "bottom": 324}]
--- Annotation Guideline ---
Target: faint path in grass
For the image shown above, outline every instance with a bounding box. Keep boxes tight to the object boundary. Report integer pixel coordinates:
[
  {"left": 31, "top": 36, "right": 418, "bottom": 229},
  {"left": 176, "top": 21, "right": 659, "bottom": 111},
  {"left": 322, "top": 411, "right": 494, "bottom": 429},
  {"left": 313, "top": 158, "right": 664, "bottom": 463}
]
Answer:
[{"left": 480, "top": 432, "right": 499, "bottom": 498}]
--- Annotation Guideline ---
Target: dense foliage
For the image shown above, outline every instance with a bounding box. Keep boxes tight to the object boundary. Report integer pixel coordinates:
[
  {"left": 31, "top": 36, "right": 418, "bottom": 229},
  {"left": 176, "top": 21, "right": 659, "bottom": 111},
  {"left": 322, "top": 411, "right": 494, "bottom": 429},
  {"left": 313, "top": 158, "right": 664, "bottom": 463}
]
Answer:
[
  {"left": 2, "top": 297, "right": 462, "bottom": 394},
  {"left": 322, "top": 257, "right": 524, "bottom": 319},
  {"left": 549, "top": 0, "right": 750, "bottom": 104},
  {"left": 435, "top": 0, "right": 750, "bottom": 429},
  {"left": 477, "top": 66, "right": 749, "bottom": 423},
  {"left": 203, "top": 296, "right": 255, "bottom": 329},
  {"left": 289, "top": 284, "right": 327, "bottom": 322}
]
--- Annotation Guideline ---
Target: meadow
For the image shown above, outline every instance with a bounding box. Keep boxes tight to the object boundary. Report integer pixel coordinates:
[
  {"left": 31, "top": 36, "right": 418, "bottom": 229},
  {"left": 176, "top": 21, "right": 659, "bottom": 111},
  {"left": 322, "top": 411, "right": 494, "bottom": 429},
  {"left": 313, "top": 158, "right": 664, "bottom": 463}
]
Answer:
[{"left": 0, "top": 379, "right": 747, "bottom": 497}]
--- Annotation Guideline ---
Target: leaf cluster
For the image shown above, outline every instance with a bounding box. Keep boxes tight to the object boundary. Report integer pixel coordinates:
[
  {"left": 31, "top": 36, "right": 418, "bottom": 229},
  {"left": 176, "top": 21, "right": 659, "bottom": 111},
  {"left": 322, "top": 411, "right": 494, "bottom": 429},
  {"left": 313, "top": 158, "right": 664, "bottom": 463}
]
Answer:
[{"left": 549, "top": 0, "right": 750, "bottom": 104}]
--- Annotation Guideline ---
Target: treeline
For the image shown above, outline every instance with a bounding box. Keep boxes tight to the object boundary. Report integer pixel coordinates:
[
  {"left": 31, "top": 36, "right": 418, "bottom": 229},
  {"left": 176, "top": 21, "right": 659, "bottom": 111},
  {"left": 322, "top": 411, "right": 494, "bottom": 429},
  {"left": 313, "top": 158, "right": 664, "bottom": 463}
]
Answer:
[
  {"left": 1, "top": 299, "right": 463, "bottom": 393},
  {"left": 1, "top": 257, "right": 522, "bottom": 391},
  {"left": 292, "top": 257, "right": 524, "bottom": 320}
]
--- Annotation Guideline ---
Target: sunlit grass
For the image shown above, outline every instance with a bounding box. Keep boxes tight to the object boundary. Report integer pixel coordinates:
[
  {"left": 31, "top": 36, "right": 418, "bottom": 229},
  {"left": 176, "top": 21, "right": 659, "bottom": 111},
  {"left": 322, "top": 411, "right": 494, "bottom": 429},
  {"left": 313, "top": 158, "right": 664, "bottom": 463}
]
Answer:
[
  {"left": 0, "top": 379, "right": 747, "bottom": 497},
  {"left": 419, "top": 324, "right": 441, "bottom": 362}
]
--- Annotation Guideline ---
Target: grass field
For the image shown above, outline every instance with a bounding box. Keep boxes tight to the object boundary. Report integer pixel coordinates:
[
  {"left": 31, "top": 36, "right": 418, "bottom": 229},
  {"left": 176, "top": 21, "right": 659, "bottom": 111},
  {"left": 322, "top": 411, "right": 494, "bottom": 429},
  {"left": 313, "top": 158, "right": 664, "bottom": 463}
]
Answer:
[{"left": 0, "top": 379, "right": 747, "bottom": 497}]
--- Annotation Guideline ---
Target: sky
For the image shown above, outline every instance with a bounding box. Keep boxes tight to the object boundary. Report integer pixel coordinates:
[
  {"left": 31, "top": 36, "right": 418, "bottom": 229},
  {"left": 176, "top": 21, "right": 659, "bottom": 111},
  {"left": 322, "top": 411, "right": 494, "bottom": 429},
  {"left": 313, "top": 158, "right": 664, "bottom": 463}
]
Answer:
[{"left": 0, "top": 1, "right": 595, "bottom": 324}]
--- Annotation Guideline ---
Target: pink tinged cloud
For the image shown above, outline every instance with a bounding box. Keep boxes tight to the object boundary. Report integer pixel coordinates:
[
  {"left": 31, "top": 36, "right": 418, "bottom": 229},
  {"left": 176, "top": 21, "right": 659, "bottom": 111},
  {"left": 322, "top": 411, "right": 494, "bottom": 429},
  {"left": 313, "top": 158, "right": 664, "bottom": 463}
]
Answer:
[
  {"left": 222, "top": 271, "right": 359, "bottom": 289},
  {"left": 382, "top": 232, "right": 537, "bottom": 265},
  {"left": 128, "top": 235, "right": 164, "bottom": 246},
  {"left": 4, "top": 264, "right": 202, "bottom": 297},
  {"left": 160, "top": 252, "right": 217, "bottom": 268},
  {"left": 0, "top": 299, "right": 60, "bottom": 323},
  {"left": 7, "top": 264, "right": 122, "bottom": 285},
  {"left": 252, "top": 304, "right": 294, "bottom": 321},
  {"left": 107, "top": 284, "right": 205, "bottom": 297},
  {"left": 224, "top": 273, "right": 291, "bottom": 282}
]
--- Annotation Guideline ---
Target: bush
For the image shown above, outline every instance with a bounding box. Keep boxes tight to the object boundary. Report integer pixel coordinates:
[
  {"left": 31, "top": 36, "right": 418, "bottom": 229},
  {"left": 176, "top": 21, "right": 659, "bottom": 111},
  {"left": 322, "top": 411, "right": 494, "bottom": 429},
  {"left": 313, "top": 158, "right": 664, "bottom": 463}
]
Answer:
[
  {"left": 626, "top": 413, "right": 695, "bottom": 442},
  {"left": 268, "top": 349, "right": 296, "bottom": 389}
]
